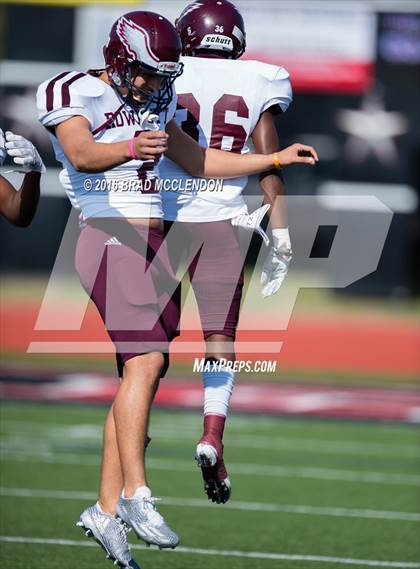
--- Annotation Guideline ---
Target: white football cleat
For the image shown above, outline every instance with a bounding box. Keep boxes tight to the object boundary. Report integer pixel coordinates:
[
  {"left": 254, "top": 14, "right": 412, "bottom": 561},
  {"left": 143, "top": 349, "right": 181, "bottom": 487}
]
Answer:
[
  {"left": 77, "top": 503, "right": 141, "bottom": 568},
  {"left": 116, "top": 486, "right": 179, "bottom": 549}
]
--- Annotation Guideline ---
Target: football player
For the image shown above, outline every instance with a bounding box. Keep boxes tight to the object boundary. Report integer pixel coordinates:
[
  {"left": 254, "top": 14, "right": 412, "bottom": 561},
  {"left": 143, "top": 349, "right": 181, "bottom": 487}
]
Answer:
[
  {"left": 160, "top": 0, "right": 305, "bottom": 504},
  {"left": 0, "top": 129, "right": 43, "bottom": 226},
  {"left": 36, "top": 10, "right": 317, "bottom": 568}
]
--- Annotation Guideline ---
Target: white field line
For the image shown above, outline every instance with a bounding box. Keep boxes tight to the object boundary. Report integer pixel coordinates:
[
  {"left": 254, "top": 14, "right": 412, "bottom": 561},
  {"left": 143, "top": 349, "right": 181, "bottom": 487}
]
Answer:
[
  {"left": 1, "top": 448, "right": 419, "bottom": 486},
  {"left": 1, "top": 487, "right": 419, "bottom": 522},
  {"left": 1, "top": 420, "right": 418, "bottom": 458},
  {"left": 0, "top": 536, "right": 419, "bottom": 568},
  {"left": 143, "top": 430, "right": 420, "bottom": 458}
]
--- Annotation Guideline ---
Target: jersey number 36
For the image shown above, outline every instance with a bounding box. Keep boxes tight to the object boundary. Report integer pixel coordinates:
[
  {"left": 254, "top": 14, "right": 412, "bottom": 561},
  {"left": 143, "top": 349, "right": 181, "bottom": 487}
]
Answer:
[{"left": 176, "top": 93, "right": 249, "bottom": 153}]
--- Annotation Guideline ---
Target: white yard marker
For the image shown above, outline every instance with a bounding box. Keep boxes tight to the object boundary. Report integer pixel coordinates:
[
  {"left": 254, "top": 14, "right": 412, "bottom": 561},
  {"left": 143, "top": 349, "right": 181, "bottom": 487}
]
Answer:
[
  {"left": 0, "top": 536, "right": 419, "bottom": 568},
  {"left": 1, "top": 487, "right": 419, "bottom": 522},
  {"left": 2, "top": 448, "right": 419, "bottom": 485},
  {"left": 2, "top": 419, "right": 418, "bottom": 457}
]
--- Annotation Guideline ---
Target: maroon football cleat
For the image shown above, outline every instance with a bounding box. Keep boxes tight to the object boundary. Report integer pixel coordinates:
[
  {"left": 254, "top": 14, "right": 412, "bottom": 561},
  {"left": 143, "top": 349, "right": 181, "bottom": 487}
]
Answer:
[{"left": 195, "top": 419, "right": 231, "bottom": 504}]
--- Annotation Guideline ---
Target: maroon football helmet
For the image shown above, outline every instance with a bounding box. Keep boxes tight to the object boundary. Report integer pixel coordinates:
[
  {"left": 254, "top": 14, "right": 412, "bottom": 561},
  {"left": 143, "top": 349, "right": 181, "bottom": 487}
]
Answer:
[
  {"left": 176, "top": 0, "right": 246, "bottom": 59},
  {"left": 104, "top": 11, "right": 183, "bottom": 112}
]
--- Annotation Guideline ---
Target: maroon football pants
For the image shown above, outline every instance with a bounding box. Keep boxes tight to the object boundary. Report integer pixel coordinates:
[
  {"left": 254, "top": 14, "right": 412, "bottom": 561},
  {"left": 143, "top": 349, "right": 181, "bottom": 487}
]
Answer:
[
  {"left": 75, "top": 219, "right": 180, "bottom": 377},
  {"left": 164, "top": 220, "right": 244, "bottom": 340}
]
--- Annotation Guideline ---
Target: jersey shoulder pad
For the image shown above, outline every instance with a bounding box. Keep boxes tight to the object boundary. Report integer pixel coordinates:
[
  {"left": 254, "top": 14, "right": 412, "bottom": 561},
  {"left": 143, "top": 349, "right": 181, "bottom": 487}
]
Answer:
[
  {"left": 36, "top": 71, "right": 105, "bottom": 128},
  {"left": 242, "top": 60, "right": 287, "bottom": 80},
  {"left": 247, "top": 60, "right": 292, "bottom": 113},
  {"left": 70, "top": 73, "right": 106, "bottom": 98}
]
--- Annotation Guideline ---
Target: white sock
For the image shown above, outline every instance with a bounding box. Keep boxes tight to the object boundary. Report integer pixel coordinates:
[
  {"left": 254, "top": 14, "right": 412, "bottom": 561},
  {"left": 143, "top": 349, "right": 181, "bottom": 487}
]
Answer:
[
  {"left": 203, "top": 367, "right": 235, "bottom": 417},
  {"left": 122, "top": 486, "right": 150, "bottom": 500}
]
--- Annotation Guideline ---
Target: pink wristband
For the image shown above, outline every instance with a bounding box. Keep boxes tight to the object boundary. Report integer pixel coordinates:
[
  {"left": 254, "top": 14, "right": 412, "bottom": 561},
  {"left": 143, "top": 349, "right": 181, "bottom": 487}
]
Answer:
[{"left": 128, "top": 138, "right": 137, "bottom": 160}]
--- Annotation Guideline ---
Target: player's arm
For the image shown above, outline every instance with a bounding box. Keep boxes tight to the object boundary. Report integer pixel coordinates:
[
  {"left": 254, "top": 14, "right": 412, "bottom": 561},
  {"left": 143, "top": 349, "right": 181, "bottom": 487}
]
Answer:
[
  {"left": 55, "top": 116, "right": 168, "bottom": 173},
  {"left": 252, "top": 108, "right": 288, "bottom": 229},
  {"left": 0, "top": 173, "right": 41, "bottom": 227},
  {"left": 0, "top": 130, "right": 43, "bottom": 226},
  {"left": 164, "top": 119, "right": 317, "bottom": 179},
  {"left": 251, "top": 109, "right": 294, "bottom": 298}
]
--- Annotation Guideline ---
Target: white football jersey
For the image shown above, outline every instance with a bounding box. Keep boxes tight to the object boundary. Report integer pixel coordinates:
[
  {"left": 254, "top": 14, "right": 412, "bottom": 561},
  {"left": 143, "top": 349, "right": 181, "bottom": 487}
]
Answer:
[
  {"left": 160, "top": 56, "right": 292, "bottom": 222},
  {"left": 37, "top": 71, "right": 176, "bottom": 219}
]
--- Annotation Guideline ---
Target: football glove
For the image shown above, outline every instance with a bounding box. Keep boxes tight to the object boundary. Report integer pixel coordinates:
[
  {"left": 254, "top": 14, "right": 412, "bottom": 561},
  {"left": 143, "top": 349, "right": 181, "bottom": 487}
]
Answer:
[
  {"left": 4, "top": 131, "right": 46, "bottom": 173},
  {"left": 261, "top": 228, "right": 292, "bottom": 298},
  {"left": 231, "top": 204, "right": 271, "bottom": 246},
  {"left": 0, "top": 129, "right": 6, "bottom": 166},
  {"left": 139, "top": 111, "right": 160, "bottom": 132}
]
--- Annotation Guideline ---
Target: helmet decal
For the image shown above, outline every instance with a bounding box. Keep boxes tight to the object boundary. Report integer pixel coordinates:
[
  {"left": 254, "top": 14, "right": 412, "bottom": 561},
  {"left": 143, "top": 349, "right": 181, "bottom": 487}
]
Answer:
[
  {"left": 200, "top": 34, "right": 234, "bottom": 51},
  {"left": 232, "top": 25, "right": 244, "bottom": 43},
  {"left": 179, "top": 2, "right": 204, "bottom": 19},
  {"left": 116, "top": 16, "right": 159, "bottom": 63}
]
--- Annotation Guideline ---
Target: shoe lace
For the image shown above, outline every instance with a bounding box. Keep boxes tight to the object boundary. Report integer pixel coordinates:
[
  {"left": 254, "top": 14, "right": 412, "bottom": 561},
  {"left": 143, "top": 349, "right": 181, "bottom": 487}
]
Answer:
[
  {"left": 142, "top": 496, "right": 164, "bottom": 525},
  {"left": 117, "top": 519, "right": 130, "bottom": 538}
]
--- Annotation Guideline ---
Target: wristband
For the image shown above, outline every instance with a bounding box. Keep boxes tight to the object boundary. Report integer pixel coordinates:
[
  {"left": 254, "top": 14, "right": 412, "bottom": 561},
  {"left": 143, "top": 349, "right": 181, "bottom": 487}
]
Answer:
[
  {"left": 273, "top": 152, "right": 281, "bottom": 170},
  {"left": 128, "top": 138, "right": 137, "bottom": 160}
]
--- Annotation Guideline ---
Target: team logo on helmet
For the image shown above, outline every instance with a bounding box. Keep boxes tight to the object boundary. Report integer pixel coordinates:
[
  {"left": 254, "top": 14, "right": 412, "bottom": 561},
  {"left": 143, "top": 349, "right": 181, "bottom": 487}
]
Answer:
[
  {"left": 116, "top": 16, "right": 159, "bottom": 64},
  {"left": 179, "top": 2, "right": 204, "bottom": 19}
]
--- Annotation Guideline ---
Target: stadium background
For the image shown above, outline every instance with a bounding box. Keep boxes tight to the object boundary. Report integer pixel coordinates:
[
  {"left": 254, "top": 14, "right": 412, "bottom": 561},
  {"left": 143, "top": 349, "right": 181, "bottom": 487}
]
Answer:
[{"left": 0, "top": 1, "right": 419, "bottom": 568}]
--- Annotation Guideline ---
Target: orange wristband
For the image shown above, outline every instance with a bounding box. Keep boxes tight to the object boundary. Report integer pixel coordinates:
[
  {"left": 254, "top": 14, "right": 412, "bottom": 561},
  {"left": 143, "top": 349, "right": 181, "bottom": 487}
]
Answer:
[{"left": 273, "top": 152, "right": 281, "bottom": 170}]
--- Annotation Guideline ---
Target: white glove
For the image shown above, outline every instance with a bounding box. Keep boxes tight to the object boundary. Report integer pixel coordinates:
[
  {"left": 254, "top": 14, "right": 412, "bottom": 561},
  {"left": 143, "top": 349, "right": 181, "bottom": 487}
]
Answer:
[
  {"left": 4, "top": 131, "right": 46, "bottom": 173},
  {"left": 0, "top": 129, "right": 6, "bottom": 166},
  {"left": 231, "top": 204, "right": 271, "bottom": 246},
  {"left": 261, "top": 228, "right": 292, "bottom": 298}
]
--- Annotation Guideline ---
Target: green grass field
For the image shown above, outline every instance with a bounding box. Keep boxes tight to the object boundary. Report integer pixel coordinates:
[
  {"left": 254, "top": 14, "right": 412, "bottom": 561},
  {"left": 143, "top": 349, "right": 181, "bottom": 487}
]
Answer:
[{"left": 0, "top": 402, "right": 419, "bottom": 569}]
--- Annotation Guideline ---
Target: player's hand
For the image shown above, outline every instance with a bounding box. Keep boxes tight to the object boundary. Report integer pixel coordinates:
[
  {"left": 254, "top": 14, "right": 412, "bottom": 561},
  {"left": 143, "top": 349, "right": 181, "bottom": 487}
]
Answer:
[
  {"left": 231, "top": 204, "right": 271, "bottom": 246},
  {"left": 5, "top": 131, "right": 46, "bottom": 173},
  {"left": 0, "top": 129, "right": 6, "bottom": 166},
  {"left": 276, "top": 143, "right": 318, "bottom": 167},
  {"left": 133, "top": 130, "right": 168, "bottom": 161},
  {"left": 261, "top": 228, "right": 292, "bottom": 297}
]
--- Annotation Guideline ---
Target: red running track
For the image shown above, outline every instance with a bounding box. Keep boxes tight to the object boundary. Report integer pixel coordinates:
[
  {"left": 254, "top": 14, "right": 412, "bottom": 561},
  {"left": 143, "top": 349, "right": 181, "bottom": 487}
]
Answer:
[
  {"left": 1, "top": 302, "right": 419, "bottom": 378},
  {"left": 0, "top": 371, "right": 418, "bottom": 423}
]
